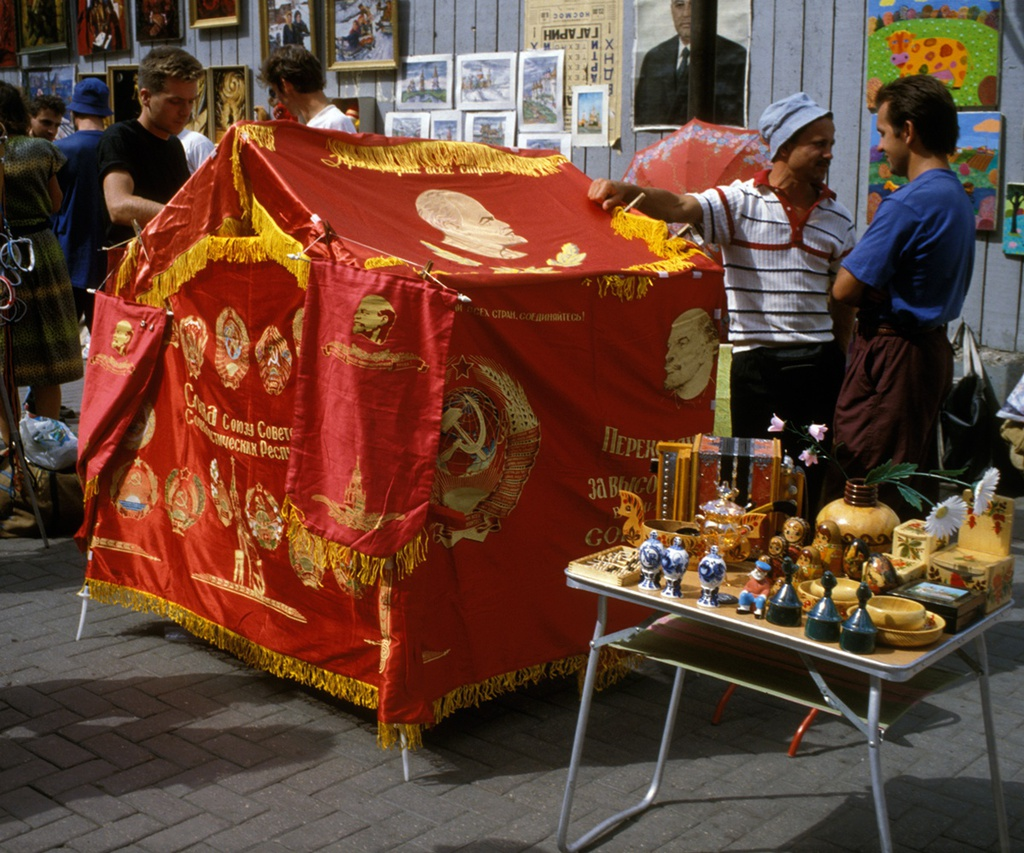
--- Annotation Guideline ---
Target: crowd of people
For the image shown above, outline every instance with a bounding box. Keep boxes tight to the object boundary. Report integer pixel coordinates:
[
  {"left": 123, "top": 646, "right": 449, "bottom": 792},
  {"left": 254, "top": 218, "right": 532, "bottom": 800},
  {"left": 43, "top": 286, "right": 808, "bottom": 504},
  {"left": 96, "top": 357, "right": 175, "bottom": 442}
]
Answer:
[
  {"left": 591, "top": 75, "right": 973, "bottom": 519},
  {"left": 0, "top": 43, "right": 355, "bottom": 456}
]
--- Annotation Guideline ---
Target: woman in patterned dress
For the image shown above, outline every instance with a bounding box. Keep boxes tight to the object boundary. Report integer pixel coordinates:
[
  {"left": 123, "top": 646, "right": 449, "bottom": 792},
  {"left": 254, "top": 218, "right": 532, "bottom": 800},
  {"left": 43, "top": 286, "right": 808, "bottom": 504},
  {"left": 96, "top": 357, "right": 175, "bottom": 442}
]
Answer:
[{"left": 0, "top": 82, "right": 83, "bottom": 447}]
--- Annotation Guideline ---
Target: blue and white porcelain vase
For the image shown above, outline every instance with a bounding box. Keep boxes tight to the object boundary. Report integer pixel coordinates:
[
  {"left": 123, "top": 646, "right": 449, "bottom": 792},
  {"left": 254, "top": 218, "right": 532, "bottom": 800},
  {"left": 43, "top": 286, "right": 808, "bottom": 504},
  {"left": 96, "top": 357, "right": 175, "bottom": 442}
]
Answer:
[
  {"left": 697, "top": 544, "right": 727, "bottom": 607},
  {"left": 660, "top": 535, "right": 689, "bottom": 599},
  {"left": 637, "top": 530, "right": 665, "bottom": 591}
]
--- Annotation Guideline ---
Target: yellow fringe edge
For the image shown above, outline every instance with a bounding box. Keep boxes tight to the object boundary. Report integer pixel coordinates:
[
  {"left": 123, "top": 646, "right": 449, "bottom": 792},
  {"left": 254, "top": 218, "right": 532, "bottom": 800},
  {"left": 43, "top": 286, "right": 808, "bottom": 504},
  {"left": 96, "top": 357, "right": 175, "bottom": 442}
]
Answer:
[
  {"left": 83, "top": 476, "right": 98, "bottom": 502},
  {"left": 112, "top": 240, "right": 141, "bottom": 295},
  {"left": 85, "top": 578, "right": 379, "bottom": 709},
  {"left": 364, "top": 256, "right": 409, "bottom": 269},
  {"left": 581, "top": 275, "right": 654, "bottom": 301},
  {"left": 281, "top": 496, "right": 429, "bottom": 585},
  {"left": 320, "top": 136, "right": 567, "bottom": 177},
  {"left": 128, "top": 235, "right": 307, "bottom": 307},
  {"left": 610, "top": 208, "right": 705, "bottom": 271}
]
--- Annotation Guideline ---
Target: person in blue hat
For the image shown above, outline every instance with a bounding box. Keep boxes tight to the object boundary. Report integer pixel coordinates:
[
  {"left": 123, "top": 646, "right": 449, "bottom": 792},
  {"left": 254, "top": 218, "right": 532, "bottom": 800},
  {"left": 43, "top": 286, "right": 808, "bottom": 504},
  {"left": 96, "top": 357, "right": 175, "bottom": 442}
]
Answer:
[
  {"left": 589, "top": 92, "right": 856, "bottom": 516},
  {"left": 53, "top": 76, "right": 114, "bottom": 335}
]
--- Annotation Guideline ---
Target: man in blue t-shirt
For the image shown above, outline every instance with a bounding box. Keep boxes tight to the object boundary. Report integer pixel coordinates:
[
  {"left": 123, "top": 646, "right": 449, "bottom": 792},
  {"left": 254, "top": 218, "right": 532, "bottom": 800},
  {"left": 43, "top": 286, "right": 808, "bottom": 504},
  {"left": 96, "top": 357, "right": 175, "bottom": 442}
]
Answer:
[
  {"left": 830, "top": 75, "right": 975, "bottom": 516},
  {"left": 53, "top": 77, "right": 113, "bottom": 330}
]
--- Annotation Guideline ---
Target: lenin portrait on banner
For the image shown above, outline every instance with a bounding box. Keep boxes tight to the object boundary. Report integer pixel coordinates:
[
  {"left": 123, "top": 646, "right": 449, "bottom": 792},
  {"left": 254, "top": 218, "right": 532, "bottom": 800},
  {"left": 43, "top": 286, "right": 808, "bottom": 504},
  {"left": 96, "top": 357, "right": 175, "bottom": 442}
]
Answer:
[{"left": 634, "top": 0, "right": 748, "bottom": 129}]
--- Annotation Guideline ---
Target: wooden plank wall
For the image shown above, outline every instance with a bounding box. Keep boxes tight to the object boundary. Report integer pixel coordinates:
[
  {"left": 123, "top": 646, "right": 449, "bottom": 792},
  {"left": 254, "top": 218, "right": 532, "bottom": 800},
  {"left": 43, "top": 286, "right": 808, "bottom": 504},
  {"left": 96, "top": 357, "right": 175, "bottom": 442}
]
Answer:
[{"left": 4, "top": 0, "right": 1022, "bottom": 351}]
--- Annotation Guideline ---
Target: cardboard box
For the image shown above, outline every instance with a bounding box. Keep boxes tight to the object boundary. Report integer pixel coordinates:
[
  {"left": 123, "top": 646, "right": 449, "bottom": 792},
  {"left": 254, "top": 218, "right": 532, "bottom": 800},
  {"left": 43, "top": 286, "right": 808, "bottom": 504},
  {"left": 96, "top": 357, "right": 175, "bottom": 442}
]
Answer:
[
  {"left": 889, "top": 580, "right": 987, "bottom": 633},
  {"left": 957, "top": 494, "right": 1014, "bottom": 557},
  {"left": 892, "top": 519, "right": 942, "bottom": 563},
  {"left": 928, "top": 545, "right": 1014, "bottom": 613}
]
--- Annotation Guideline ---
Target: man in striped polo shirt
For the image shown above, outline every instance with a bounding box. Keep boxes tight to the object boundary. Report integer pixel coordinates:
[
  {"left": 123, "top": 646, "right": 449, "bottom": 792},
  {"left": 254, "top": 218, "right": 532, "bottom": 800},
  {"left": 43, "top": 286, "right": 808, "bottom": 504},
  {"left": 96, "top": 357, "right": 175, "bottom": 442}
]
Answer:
[{"left": 589, "top": 92, "right": 856, "bottom": 513}]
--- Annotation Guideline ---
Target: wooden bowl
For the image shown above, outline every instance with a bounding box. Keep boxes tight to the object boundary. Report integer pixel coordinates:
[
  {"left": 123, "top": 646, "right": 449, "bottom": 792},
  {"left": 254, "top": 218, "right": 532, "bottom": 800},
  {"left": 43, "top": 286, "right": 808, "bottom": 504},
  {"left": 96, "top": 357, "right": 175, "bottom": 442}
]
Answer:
[
  {"left": 875, "top": 613, "right": 946, "bottom": 648},
  {"left": 866, "top": 595, "right": 927, "bottom": 630},
  {"left": 796, "top": 580, "right": 858, "bottom": 618},
  {"left": 809, "top": 576, "right": 861, "bottom": 604}
]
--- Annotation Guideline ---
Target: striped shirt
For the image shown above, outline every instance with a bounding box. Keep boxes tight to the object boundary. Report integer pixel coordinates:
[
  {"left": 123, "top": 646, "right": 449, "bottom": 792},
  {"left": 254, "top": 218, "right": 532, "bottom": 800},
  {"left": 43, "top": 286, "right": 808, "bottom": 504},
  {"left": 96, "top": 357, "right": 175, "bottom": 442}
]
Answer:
[{"left": 694, "top": 171, "right": 856, "bottom": 352}]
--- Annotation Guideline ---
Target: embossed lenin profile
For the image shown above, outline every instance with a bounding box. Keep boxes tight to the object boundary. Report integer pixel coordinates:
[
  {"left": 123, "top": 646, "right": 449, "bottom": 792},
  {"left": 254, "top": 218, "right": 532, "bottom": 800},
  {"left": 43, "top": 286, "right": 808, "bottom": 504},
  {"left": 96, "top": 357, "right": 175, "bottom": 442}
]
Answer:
[
  {"left": 664, "top": 308, "right": 718, "bottom": 400},
  {"left": 416, "top": 189, "right": 527, "bottom": 259},
  {"left": 111, "top": 319, "right": 134, "bottom": 356},
  {"left": 352, "top": 294, "right": 396, "bottom": 344}
]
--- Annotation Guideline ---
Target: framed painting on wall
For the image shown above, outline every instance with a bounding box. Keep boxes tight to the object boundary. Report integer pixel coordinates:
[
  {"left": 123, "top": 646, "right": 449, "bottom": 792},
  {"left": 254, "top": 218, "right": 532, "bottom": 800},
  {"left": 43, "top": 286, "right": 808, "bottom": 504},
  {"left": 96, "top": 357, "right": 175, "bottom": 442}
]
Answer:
[
  {"left": 328, "top": 0, "right": 396, "bottom": 71},
  {"left": 1004, "top": 182, "right": 1024, "bottom": 257},
  {"left": 77, "top": 0, "right": 130, "bottom": 55},
  {"left": 571, "top": 84, "right": 608, "bottom": 148},
  {"left": 189, "top": 0, "right": 238, "bottom": 29},
  {"left": 518, "top": 50, "right": 563, "bottom": 133},
  {"left": 15, "top": 0, "right": 68, "bottom": 55},
  {"left": 2, "top": 0, "right": 20, "bottom": 66},
  {"left": 396, "top": 54, "right": 452, "bottom": 110},
  {"left": 210, "top": 65, "right": 250, "bottom": 142},
  {"left": 107, "top": 64, "right": 141, "bottom": 123},
  {"left": 455, "top": 52, "right": 516, "bottom": 111},
  {"left": 384, "top": 111, "right": 429, "bottom": 138},
  {"left": 136, "top": 0, "right": 182, "bottom": 42},
  {"left": 25, "top": 65, "right": 75, "bottom": 104},
  {"left": 260, "top": 0, "right": 315, "bottom": 61},
  {"left": 464, "top": 111, "right": 515, "bottom": 148}
]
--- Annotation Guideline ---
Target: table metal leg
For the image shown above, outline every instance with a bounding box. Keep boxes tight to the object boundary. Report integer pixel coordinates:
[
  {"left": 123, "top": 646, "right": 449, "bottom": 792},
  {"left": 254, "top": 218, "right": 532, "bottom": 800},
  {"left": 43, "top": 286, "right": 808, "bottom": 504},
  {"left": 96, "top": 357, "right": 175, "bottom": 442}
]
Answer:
[
  {"left": 975, "top": 635, "right": 1010, "bottom": 852},
  {"left": 866, "top": 674, "right": 892, "bottom": 853},
  {"left": 558, "top": 597, "right": 685, "bottom": 852}
]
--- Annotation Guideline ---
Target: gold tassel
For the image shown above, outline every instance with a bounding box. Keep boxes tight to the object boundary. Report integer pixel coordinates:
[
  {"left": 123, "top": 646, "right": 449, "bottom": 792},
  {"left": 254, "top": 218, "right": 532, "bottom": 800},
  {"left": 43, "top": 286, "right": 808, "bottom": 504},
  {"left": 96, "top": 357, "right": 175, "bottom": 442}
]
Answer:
[
  {"left": 581, "top": 275, "right": 654, "bottom": 301},
  {"left": 377, "top": 722, "right": 424, "bottom": 751},
  {"left": 112, "top": 241, "right": 141, "bottom": 296},
  {"left": 86, "top": 578, "right": 380, "bottom": 708},
  {"left": 249, "top": 198, "right": 310, "bottom": 288},
  {"left": 610, "top": 209, "right": 706, "bottom": 271},
  {"left": 364, "top": 256, "right": 408, "bottom": 270},
  {"left": 320, "top": 137, "right": 566, "bottom": 177},
  {"left": 237, "top": 123, "right": 277, "bottom": 151}
]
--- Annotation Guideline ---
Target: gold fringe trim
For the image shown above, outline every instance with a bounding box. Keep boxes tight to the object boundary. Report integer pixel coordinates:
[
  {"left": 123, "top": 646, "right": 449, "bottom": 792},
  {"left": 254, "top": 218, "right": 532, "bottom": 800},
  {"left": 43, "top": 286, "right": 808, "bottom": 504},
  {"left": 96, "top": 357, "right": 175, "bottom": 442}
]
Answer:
[
  {"left": 85, "top": 578, "right": 379, "bottom": 709},
  {"left": 582, "top": 275, "right": 653, "bottom": 301},
  {"left": 377, "top": 722, "right": 424, "bottom": 750},
  {"left": 281, "top": 496, "right": 430, "bottom": 585},
  {"left": 83, "top": 477, "right": 98, "bottom": 502},
  {"left": 610, "top": 208, "right": 704, "bottom": 272},
  {"left": 249, "top": 198, "right": 310, "bottom": 288},
  {"left": 237, "top": 123, "right": 277, "bottom": 151},
  {"left": 364, "top": 256, "right": 407, "bottom": 269},
  {"left": 112, "top": 241, "right": 141, "bottom": 295},
  {"left": 320, "top": 137, "right": 566, "bottom": 177}
]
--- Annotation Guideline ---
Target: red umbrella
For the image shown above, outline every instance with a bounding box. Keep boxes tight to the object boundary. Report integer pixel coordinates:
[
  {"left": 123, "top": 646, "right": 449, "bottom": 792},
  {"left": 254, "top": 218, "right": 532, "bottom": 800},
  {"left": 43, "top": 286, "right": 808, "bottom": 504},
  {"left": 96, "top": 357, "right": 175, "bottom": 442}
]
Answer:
[{"left": 623, "top": 118, "right": 770, "bottom": 193}]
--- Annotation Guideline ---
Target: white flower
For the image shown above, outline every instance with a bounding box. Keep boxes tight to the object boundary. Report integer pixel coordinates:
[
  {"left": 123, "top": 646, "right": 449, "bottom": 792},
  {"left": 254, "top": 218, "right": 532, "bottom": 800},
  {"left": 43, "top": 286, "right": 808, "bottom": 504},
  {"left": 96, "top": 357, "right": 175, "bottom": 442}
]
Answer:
[
  {"left": 768, "top": 414, "right": 785, "bottom": 433},
  {"left": 924, "top": 495, "right": 968, "bottom": 540},
  {"left": 798, "top": 448, "right": 819, "bottom": 467},
  {"left": 972, "top": 467, "right": 1000, "bottom": 516},
  {"left": 808, "top": 423, "right": 828, "bottom": 442}
]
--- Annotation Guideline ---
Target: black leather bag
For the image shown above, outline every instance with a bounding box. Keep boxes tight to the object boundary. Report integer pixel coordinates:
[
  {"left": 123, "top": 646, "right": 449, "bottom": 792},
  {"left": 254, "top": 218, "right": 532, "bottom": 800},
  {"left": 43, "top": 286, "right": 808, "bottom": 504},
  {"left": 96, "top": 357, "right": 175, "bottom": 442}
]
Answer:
[{"left": 940, "top": 322, "right": 999, "bottom": 481}]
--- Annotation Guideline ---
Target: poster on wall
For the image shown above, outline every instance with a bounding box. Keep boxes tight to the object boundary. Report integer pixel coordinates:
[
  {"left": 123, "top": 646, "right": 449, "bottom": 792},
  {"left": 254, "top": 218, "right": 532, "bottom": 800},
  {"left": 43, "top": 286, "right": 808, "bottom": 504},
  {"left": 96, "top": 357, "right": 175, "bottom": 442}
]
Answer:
[
  {"left": 456, "top": 52, "right": 516, "bottom": 112},
  {"left": 77, "top": 0, "right": 130, "bottom": 55},
  {"left": 396, "top": 54, "right": 452, "bottom": 110},
  {"left": 1004, "top": 183, "right": 1024, "bottom": 257},
  {"left": 865, "top": 1, "right": 1001, "bottom": 110},
  {"left": 15, "top": 0, "right": 68, "bottom": 54},
  {"left": 136, "top": 0, "right": 182, "bottom": 41},
  {"left": 523, "top": 0, "right": 623, "bottom": 145},
  {"left": 571, "top": 84, "right": 608, "bottom": 147},
  {"left": 464, "top": 111, "right": 516, "bottom": 147},
  {"left": 384, "top": 111, "right": 429, "bottom": 138},
  {"left": 518, "top": 49, "right": 564, "bottom": 133},
  {"left": 867, "top": 111, "right": 1001, "bottom": 231},
  {"left": 24, "top": 66, "right": 75, "bottom": 107},
  {"left": 632, "top": 0, "right": 750, "bottom": 130},
  {"left": 430, "top": 110, "right": 461, "bottom": 141}
]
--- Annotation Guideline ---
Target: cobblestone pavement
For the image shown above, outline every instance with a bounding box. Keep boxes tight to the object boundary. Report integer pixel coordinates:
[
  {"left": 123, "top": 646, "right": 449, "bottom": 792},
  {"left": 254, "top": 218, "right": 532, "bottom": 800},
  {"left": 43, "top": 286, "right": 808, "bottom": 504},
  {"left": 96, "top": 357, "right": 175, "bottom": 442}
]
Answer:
[{"left": 2, "top": 378, "right": 1023, "bottom": 852}]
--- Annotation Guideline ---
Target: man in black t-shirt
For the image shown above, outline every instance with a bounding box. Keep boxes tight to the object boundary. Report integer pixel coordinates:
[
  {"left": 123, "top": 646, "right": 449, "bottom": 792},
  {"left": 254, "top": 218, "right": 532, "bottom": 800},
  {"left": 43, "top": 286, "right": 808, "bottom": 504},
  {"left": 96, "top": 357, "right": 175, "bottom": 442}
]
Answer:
[{"left": 97, "top": 46, "right": 203, "bottom": 245}]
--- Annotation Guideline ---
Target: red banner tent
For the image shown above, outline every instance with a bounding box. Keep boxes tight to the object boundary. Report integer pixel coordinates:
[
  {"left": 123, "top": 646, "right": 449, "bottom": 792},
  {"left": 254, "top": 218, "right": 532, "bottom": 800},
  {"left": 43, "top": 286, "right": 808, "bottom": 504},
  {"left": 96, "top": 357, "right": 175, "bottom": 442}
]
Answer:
[{"left": 79, "top": 122, "right": 725, "bottom": 745}]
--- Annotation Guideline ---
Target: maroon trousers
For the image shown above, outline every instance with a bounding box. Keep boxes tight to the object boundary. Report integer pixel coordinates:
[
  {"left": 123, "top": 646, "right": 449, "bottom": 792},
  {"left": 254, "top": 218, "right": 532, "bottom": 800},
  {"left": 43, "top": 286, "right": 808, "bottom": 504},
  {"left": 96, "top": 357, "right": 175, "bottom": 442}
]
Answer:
[{"left": 829, "top": 326, "right": 952, "bottom": 518}]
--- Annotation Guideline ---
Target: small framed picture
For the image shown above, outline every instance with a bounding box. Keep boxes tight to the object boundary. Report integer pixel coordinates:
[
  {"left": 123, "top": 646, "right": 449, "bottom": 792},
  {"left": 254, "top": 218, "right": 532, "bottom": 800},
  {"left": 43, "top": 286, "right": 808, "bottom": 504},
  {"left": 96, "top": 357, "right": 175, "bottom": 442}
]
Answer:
[
  {"left": 1, "top": 0, "right": 17, "bottom": 67},
  {"left": 518, "top": 132, "right": 570, "bottom": 158},
  {"left": 76, "top": 0, "right": 130, "bottom": 55},
  {"left": 456, "top": 51, "right": 516, "bottom": 112},
  {"left": 107, "top": 64, "right": 140, "bottom": 123},
  {"left": 385, "top": 111, "right": 429, "bottom": 138},
  {"left": 15, "top": 0, "right": 68, "bottom": 55},
  {"left": 189, "top": 0, "right": 238, "bottom": 29},
  {"left": 209, "top": 65, "right": 250, "bottom": 142},
  {"left": 136, "top": 0, "right": 182, "bottom": 42},
  {"left": 396, "top": 54, "right": 452, "bottom": 111},
  {"left": 465, "top": 111, "right": 515, "bottom": 148},
  {"left": 327, "top": 0, "right": 396, "bottom": 71},
  {"left": 518, "top": 49, "right": 564, "bottom": 133},
  {"left": 260, "top": 0, "right": 315, "bottom": 61},
  {"left": 430, "top": 110, "right": 461, "bottom": 141},
  {"left": 571, "top": 84, "right": 608, "bottom": 148}
]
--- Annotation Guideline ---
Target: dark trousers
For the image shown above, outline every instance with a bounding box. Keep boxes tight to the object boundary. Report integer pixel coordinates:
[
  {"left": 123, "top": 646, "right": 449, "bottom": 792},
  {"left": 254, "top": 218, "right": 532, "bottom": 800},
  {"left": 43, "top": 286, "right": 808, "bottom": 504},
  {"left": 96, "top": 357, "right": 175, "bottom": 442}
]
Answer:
[
  {"left": 829, "top": 326, "right": 952, "bottom": 519},
  {"left": 731, "top": 343, "right": 846, "bottom": 518}
]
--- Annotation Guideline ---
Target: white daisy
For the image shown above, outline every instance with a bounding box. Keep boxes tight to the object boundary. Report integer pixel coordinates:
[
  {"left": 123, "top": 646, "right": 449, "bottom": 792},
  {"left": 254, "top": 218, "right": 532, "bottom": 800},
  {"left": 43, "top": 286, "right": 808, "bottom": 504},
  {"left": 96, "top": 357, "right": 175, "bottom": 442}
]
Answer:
[
  {"left": 972, "top": 467, "right": 1000, "bottom": 516},
  {"left": 924, "top": 495, "right": 968, "bottom": 540}
]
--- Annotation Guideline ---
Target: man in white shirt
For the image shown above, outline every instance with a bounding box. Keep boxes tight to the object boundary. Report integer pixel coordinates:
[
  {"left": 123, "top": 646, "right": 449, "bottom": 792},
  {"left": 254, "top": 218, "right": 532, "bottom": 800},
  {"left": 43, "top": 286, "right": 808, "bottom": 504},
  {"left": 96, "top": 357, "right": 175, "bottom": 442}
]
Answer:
[
  {"left": 257, "top": 45, "right": 356, "bottom": 132},
  {"left": 177, "top": 128, "right": 215, "bottom": 173}
]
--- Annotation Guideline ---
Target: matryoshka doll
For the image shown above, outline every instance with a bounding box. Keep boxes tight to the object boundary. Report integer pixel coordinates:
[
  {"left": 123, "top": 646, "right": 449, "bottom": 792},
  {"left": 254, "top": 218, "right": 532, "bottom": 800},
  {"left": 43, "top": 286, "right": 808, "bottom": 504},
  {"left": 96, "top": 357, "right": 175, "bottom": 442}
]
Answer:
[
  {"left": 782, "top": 516, "right": 810, "bottom": 561},
  {"left": 843, "top": 537, "right": 871, "bottom": 581},
  {"left": 795, "top": 546, "right": 823, "bottom": 583},
  {"left": 812, "top": 519, "right": 845, "bottom": 576}
]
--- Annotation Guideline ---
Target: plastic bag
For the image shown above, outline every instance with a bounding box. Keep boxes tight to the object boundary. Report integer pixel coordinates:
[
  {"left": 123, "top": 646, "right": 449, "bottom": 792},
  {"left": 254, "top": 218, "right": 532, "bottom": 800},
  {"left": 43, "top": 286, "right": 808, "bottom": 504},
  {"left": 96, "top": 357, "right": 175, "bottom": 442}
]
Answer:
[
  {"left": 19, "top": 414, "right": 79, "bottom": 471},
  {"left": 939, "top": 321, "right": 999, "bottom": 482}
]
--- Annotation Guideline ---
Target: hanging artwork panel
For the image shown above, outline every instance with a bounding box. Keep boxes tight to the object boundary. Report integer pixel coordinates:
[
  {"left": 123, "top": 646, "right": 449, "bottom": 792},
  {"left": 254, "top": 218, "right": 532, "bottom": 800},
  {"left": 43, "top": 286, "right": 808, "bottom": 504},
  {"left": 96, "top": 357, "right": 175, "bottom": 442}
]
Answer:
[
  {"left": 136, "top": 0, "right": 182, "bottom": 41},
  {"left": 396, "top": 54, "right": 453, "bottom": 110},
  {"left": 15, "top": 0, "right": 68, "bottom": 55},
  {"left": 189, "top": 0, "right": 238, "bottom": 29},
  {"left": 210, "top": 66, "right": 250, "bottom": 143},
  {"left": 517, "top": 49, "right": 564, "bottom": 133},
  {"left": 327, "top": 0, "right": 396, "bottom": 71},
  {"left": 1004, "top": 183, "right": 1024, "bottom": 257},
  {"left": 260, "top": 0, "right": 315, "bottom": 60},
  {"left": 455, "top": 52, "right": 516, "bottom": 112},
  {"left": 77, "top": 0, "right": 130, "bottom": 55}
]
